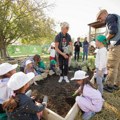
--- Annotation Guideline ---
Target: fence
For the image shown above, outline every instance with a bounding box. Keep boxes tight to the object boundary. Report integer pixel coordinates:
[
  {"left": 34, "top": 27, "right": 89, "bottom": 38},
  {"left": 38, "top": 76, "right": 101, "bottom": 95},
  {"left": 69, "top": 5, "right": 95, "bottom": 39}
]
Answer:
[{"left": 7, "top": 45, "right": 50, "bottom": 57}]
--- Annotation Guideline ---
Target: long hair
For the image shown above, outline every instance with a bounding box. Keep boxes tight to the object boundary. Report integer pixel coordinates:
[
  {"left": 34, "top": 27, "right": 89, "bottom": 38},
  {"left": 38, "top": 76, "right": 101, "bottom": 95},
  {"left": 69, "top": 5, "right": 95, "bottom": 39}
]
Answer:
[
  {"left": 2, "top": 87, "right": 24, "bottom": 112},
  {"left": 80, "top": 77, "right": 96, "bottom": 94}
]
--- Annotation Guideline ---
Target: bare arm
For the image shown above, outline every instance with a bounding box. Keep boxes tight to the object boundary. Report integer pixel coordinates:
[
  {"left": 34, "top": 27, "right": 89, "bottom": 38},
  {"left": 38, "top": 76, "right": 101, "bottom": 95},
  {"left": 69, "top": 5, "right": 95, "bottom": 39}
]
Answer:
[{"left": 107, "top": 33, "right": 115, "bottom": 41}]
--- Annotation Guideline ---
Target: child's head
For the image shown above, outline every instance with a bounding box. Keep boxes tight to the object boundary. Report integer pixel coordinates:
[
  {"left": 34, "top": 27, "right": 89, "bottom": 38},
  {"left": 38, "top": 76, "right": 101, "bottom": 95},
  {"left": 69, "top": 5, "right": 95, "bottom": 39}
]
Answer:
[
  {"left": 71, "top": 70, "right": 89, "bottom": 85},
  {"left": 71, "top": 70, "right": 95, "bottom": 94},
  {"left": 26, "top": 60, "right": 33, "bottom": 68},
  {"left": 51, "top": 42, "right": 55, "bottom": 49},
  {"left": 3, "top": 72, "right": 35, "bottom": 112},
  {"left": 33, "top": 54, "right": 41, "bottom": 63},
  {"left": 8, "top": 72, "right": 35, "bottom": 92},
  {"left": 95, "top": 35, "right": 107, "bottom": 48},
  {"left": 0, "top": 63, "right": 18, "bottom": 78}
]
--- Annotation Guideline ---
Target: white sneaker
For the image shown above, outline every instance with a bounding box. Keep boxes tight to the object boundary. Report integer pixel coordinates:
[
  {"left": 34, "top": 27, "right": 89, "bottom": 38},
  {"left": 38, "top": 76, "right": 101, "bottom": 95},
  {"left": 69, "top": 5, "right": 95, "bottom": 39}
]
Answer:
[
  {"left": 64, "top": 76, "right": 70, "bottom": 83},
  {"left": 58, "top": 76, "right": 63, "bottom": 83}
]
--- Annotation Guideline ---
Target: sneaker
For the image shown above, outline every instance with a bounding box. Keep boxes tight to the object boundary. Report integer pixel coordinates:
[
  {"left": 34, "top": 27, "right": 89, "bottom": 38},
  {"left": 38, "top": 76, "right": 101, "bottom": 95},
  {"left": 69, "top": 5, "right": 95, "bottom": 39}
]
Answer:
[
  {"left": 103, "top": 84, "right": 114, "bottom": 93},
  {"left": 82, "top": 112, "right": 95, "bottom": 120},
  {"left": 58, "top": 76, "right": 63, "bottom": 83},
  {"left": 64, "top": 76, "right": 70, "bottom": 83},
  {"left": 113, "top": 85, "right": 119, "bottom": 90}
]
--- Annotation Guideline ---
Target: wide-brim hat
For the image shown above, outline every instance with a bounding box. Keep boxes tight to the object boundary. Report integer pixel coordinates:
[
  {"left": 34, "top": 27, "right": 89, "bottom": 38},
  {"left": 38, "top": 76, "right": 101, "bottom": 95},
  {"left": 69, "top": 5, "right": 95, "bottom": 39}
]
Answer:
[
  {"left": 71, "top": 70, "right": 89, "bottom": 81},
  {"left": 51, "top": 42, "right": 55, "bottom": 47},
  {"left": 26, "top": 60, "right": 32, "bottom": 66},
  {"left": 8, "top": 72, "right": 35, "bottom": 90},
  {"left": 0, "top": 63, "right": 18, "bottom": 76}
]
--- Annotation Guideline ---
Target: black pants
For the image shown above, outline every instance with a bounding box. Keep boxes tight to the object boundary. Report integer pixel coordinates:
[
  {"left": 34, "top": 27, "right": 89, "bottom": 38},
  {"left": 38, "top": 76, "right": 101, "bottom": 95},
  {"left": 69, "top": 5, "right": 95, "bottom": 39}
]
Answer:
[
  {"left": 74, "top": 51, "right": 80, "bottom": 61},
  {"left": 59, "top": 55, "right": 69, "bottom": 76}
]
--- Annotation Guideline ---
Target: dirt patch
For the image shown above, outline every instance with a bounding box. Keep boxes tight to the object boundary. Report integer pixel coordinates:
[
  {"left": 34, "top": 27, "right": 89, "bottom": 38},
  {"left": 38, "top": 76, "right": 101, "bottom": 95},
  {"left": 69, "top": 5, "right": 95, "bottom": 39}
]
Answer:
[{"left": 30, "top": 71, "right": 79, "bottom": 117}]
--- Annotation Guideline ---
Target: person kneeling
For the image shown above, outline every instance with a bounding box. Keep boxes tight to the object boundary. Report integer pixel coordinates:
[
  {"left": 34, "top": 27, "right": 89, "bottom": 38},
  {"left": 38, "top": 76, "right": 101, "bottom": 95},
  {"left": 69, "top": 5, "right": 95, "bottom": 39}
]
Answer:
[
  {"left": 71, "top": 70, "right": 104, "bottom": 120},
  {"left": 2, "top": 72, "right": 46, "bottom": 120}
]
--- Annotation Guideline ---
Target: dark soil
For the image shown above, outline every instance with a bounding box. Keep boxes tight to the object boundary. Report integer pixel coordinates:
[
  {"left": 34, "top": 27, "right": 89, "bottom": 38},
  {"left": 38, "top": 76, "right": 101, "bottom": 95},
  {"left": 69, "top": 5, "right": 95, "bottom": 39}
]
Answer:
[{"left": 30, "top": 71, "right": 80, "bottom": 117}]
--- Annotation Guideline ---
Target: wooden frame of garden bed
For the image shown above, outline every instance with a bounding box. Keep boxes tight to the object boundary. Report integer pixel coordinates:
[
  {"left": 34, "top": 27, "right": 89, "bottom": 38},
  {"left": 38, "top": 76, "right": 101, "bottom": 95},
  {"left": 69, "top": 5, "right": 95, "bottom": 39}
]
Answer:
[{"left": 43, "top": 102, "right": 81, "bottom": 120}]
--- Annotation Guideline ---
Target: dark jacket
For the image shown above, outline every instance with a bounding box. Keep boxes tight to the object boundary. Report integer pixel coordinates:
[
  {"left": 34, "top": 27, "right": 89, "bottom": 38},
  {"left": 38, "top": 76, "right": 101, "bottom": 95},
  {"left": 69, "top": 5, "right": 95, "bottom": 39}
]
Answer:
[{"left": 7, "top": 94, "right": 45, "bottom": 120}]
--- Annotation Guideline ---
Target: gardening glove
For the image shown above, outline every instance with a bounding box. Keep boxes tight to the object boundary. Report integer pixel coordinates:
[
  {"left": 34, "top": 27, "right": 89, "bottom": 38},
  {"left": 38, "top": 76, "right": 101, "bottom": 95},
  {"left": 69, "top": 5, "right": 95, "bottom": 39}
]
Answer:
[
  {"left": 72, "top": 93, "right": 77, "bottom": 97},
  {"left": 72, "top": 88, "right": 81, "bottom": 97}
]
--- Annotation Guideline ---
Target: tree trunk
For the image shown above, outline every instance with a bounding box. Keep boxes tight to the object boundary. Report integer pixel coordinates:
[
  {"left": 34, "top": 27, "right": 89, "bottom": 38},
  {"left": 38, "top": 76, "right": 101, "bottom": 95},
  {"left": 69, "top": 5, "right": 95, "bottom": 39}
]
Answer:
[
  {"left": 0, "top": 46, "right": 8, "bottom": 58},
  {"left": 0, "top": 39, "right": 8, "bottom": 58}
]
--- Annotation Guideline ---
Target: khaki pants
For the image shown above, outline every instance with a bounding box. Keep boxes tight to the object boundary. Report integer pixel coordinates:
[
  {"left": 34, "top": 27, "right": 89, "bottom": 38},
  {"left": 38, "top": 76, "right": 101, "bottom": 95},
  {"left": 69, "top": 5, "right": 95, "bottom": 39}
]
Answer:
[{"left": 106, "top": 45, "right": 120, "bottom": 86}]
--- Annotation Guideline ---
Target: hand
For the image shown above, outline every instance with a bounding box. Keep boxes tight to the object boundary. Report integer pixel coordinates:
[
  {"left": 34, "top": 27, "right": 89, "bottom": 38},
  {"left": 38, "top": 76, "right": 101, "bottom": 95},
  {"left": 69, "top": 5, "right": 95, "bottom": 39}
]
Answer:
[
  {"left": 63, "top": 53, "right": 68, "bottom": 59},
  {"left": 36, "top": 102, "right": 41, "bottom": 106}
]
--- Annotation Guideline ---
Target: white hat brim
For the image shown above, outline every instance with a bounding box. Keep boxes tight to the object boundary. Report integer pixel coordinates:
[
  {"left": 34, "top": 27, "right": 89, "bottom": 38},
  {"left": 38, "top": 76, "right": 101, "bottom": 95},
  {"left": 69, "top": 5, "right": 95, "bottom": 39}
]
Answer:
[
  {"left": 9, "top": 72, "right": 35, "bottom": 91},
  {"left": 71, "top": 76, "right": 89, "bottom": 81},
  {"left": 0, "top": 64, "right": 18, "bottom": 76}
]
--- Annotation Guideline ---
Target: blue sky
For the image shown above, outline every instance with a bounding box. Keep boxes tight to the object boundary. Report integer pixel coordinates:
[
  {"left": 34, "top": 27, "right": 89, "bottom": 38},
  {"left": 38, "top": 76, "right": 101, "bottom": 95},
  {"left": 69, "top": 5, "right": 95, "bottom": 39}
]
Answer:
[{"left": 46, "top": 0, "right": 120, "bottom": 39}]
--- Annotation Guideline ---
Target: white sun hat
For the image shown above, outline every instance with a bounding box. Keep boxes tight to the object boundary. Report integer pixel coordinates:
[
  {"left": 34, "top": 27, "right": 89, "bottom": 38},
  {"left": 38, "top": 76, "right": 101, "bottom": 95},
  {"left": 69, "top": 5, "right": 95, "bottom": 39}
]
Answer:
[
  {"left": 8, "top": 72, "right": 35, "bottom": 91},
  {"left": 25, "top": 60, "right": 32, "bottom": 66},
  {"left": 0, "top": 63, "right": 18, "bottom": 76},
  {"left": 51, "top": 42, "right": 55, "bottom": 47},
  {"left": 90, "top": 41, "right": 96, "bottom": 48},
  {"left": 71, "top": 70, "right": 89, "bottom": 81}
]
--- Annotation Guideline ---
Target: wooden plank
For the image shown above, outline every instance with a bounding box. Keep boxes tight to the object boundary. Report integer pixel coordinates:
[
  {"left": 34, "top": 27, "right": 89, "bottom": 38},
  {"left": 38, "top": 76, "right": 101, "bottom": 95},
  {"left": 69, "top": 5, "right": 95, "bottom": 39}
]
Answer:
[
  {"left": 43, "top": 108, "right": 64, "bottom": 120},
  {"left": 65, "top": 103, "right": 81, "bottom": 120}
]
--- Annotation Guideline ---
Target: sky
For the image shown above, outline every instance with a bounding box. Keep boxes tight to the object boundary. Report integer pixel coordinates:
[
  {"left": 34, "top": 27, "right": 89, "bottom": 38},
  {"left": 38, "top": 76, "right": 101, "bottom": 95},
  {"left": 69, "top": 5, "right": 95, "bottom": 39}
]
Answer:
[{"left": 46, "top": 0, "right": 120, "bottom": 40}]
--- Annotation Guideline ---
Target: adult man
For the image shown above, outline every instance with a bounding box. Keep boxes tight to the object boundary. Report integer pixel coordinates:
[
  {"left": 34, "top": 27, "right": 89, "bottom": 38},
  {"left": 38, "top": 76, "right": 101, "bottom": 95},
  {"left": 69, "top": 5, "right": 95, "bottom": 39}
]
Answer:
[
  {"left": 55, "top": 22, "right": 72, "bottom": 83},
  {"left": 96, "top": 9, "right": 120, "bottom": 92},
  {"left": 74, "top": 37, "right": 82, "bottom": 61}
]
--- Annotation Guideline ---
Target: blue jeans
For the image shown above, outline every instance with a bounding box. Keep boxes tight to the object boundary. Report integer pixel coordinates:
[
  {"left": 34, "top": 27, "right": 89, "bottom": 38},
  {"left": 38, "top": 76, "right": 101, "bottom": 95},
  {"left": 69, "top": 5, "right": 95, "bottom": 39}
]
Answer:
[
  {"left": 83, "top": 51, "right": 88, "bottom": 61},
  {"left": 74, "top": 51, "right": 80, "bottom": 61},
  {"left": 96, "top": 68, "right": 106, "bottom": 95}
]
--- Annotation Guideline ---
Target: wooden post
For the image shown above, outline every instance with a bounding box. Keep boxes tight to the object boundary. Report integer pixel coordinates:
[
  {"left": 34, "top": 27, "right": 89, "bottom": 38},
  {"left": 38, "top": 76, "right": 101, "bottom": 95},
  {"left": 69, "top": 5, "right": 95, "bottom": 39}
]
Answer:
[{"left": 88, "top": 26, "right": 91, "bottom": 42}]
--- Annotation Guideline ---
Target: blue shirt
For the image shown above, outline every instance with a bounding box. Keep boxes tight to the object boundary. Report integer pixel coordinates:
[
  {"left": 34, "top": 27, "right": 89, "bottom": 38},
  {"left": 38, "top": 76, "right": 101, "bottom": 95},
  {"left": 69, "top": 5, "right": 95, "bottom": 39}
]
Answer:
[{"left": 105, "top": 14, "right": 118, "bottom": 35}]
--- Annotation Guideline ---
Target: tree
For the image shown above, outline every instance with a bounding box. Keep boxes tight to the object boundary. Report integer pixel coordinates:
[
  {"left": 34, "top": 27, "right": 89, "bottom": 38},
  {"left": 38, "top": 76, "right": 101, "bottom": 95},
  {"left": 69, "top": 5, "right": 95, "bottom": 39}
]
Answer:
[{"left": 0, "top": 0, "right": 56, "bottom": 58}]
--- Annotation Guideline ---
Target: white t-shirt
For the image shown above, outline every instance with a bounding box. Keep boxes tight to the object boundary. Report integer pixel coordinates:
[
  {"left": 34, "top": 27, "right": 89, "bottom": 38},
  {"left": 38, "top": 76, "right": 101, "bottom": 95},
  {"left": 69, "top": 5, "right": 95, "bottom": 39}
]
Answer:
[
  {"left": 95, "top": 47, "right": 107, "bottom": 70},
  {"left": 0, "top": 78, "right": 13, "bottom": 104},
  {"left": 50, "top": 49, "right": 56, "bottom": 58}
]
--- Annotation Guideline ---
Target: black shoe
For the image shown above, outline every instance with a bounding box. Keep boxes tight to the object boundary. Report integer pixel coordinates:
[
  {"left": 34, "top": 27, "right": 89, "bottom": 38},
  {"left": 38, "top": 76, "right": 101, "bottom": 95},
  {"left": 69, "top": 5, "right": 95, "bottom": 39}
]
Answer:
[
  {"left": 113, "top": 85, "right": 119, "bottom": 90},
  {"left": 103, "top": 85, "right": 114, "bottom": 93}
]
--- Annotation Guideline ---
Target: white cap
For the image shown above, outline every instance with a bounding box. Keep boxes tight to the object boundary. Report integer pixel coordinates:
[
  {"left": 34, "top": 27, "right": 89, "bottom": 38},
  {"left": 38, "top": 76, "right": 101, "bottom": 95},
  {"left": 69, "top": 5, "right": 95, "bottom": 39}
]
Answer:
[
  {"left": 60, "top": 22, "right": 69, "bottom": 28},
  {"left": 51, "top": 42, "right": 55, "bottom": 47},
  {"left": 0, "top": 63, "right": 18, "bottom": 76},
  {"left": 8, "top": 72, "right": 35, "bottom": 90},
  {"left": 90, "top": 41, "right": 96, "bottom": 48},
  {"left": 26, "top": 60, "right": 32, "bottom": 66},
  {"left": 71, "top": 70, "right": 89, "bottom": 81}
]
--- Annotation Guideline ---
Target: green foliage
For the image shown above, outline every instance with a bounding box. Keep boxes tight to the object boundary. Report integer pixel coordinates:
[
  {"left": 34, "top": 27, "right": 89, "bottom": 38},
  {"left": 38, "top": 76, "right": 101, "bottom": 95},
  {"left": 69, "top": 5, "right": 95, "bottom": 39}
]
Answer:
[{"left": 0, "top": 0, "right": 56, "bottom": 58}]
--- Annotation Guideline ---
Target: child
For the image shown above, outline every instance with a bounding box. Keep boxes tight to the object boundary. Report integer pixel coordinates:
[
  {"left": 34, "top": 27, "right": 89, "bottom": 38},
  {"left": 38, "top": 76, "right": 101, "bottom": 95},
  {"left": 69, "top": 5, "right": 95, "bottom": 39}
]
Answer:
[
  {"left": 33, "top": 54, "right": 48, "bottom": 75},
  {"left": 71, "top": 70, "right": 104, "bottom": 120},
  {"left": 24, "top": 60, "right": 38, "bottom": 75},
  {"left": 20, "top": 56, "right": 34, "bottom": 72},
  {"left": 2, "top": 72, "right": 47, "bottom": 120},
  {"left": 95, "top": 35, "right": 107, "bottom": 95},
  {"left": 48, "top": 42, "right": 56, "bottom": 60},
  {"left": 50, "top": 59, "right": 61, "bottom": 75},
  {"left": 0, "top": 63, "right": 18, "bottom": 119},
  {"left": 24, "top": 60, "right": 46, "bottom": 85}
]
